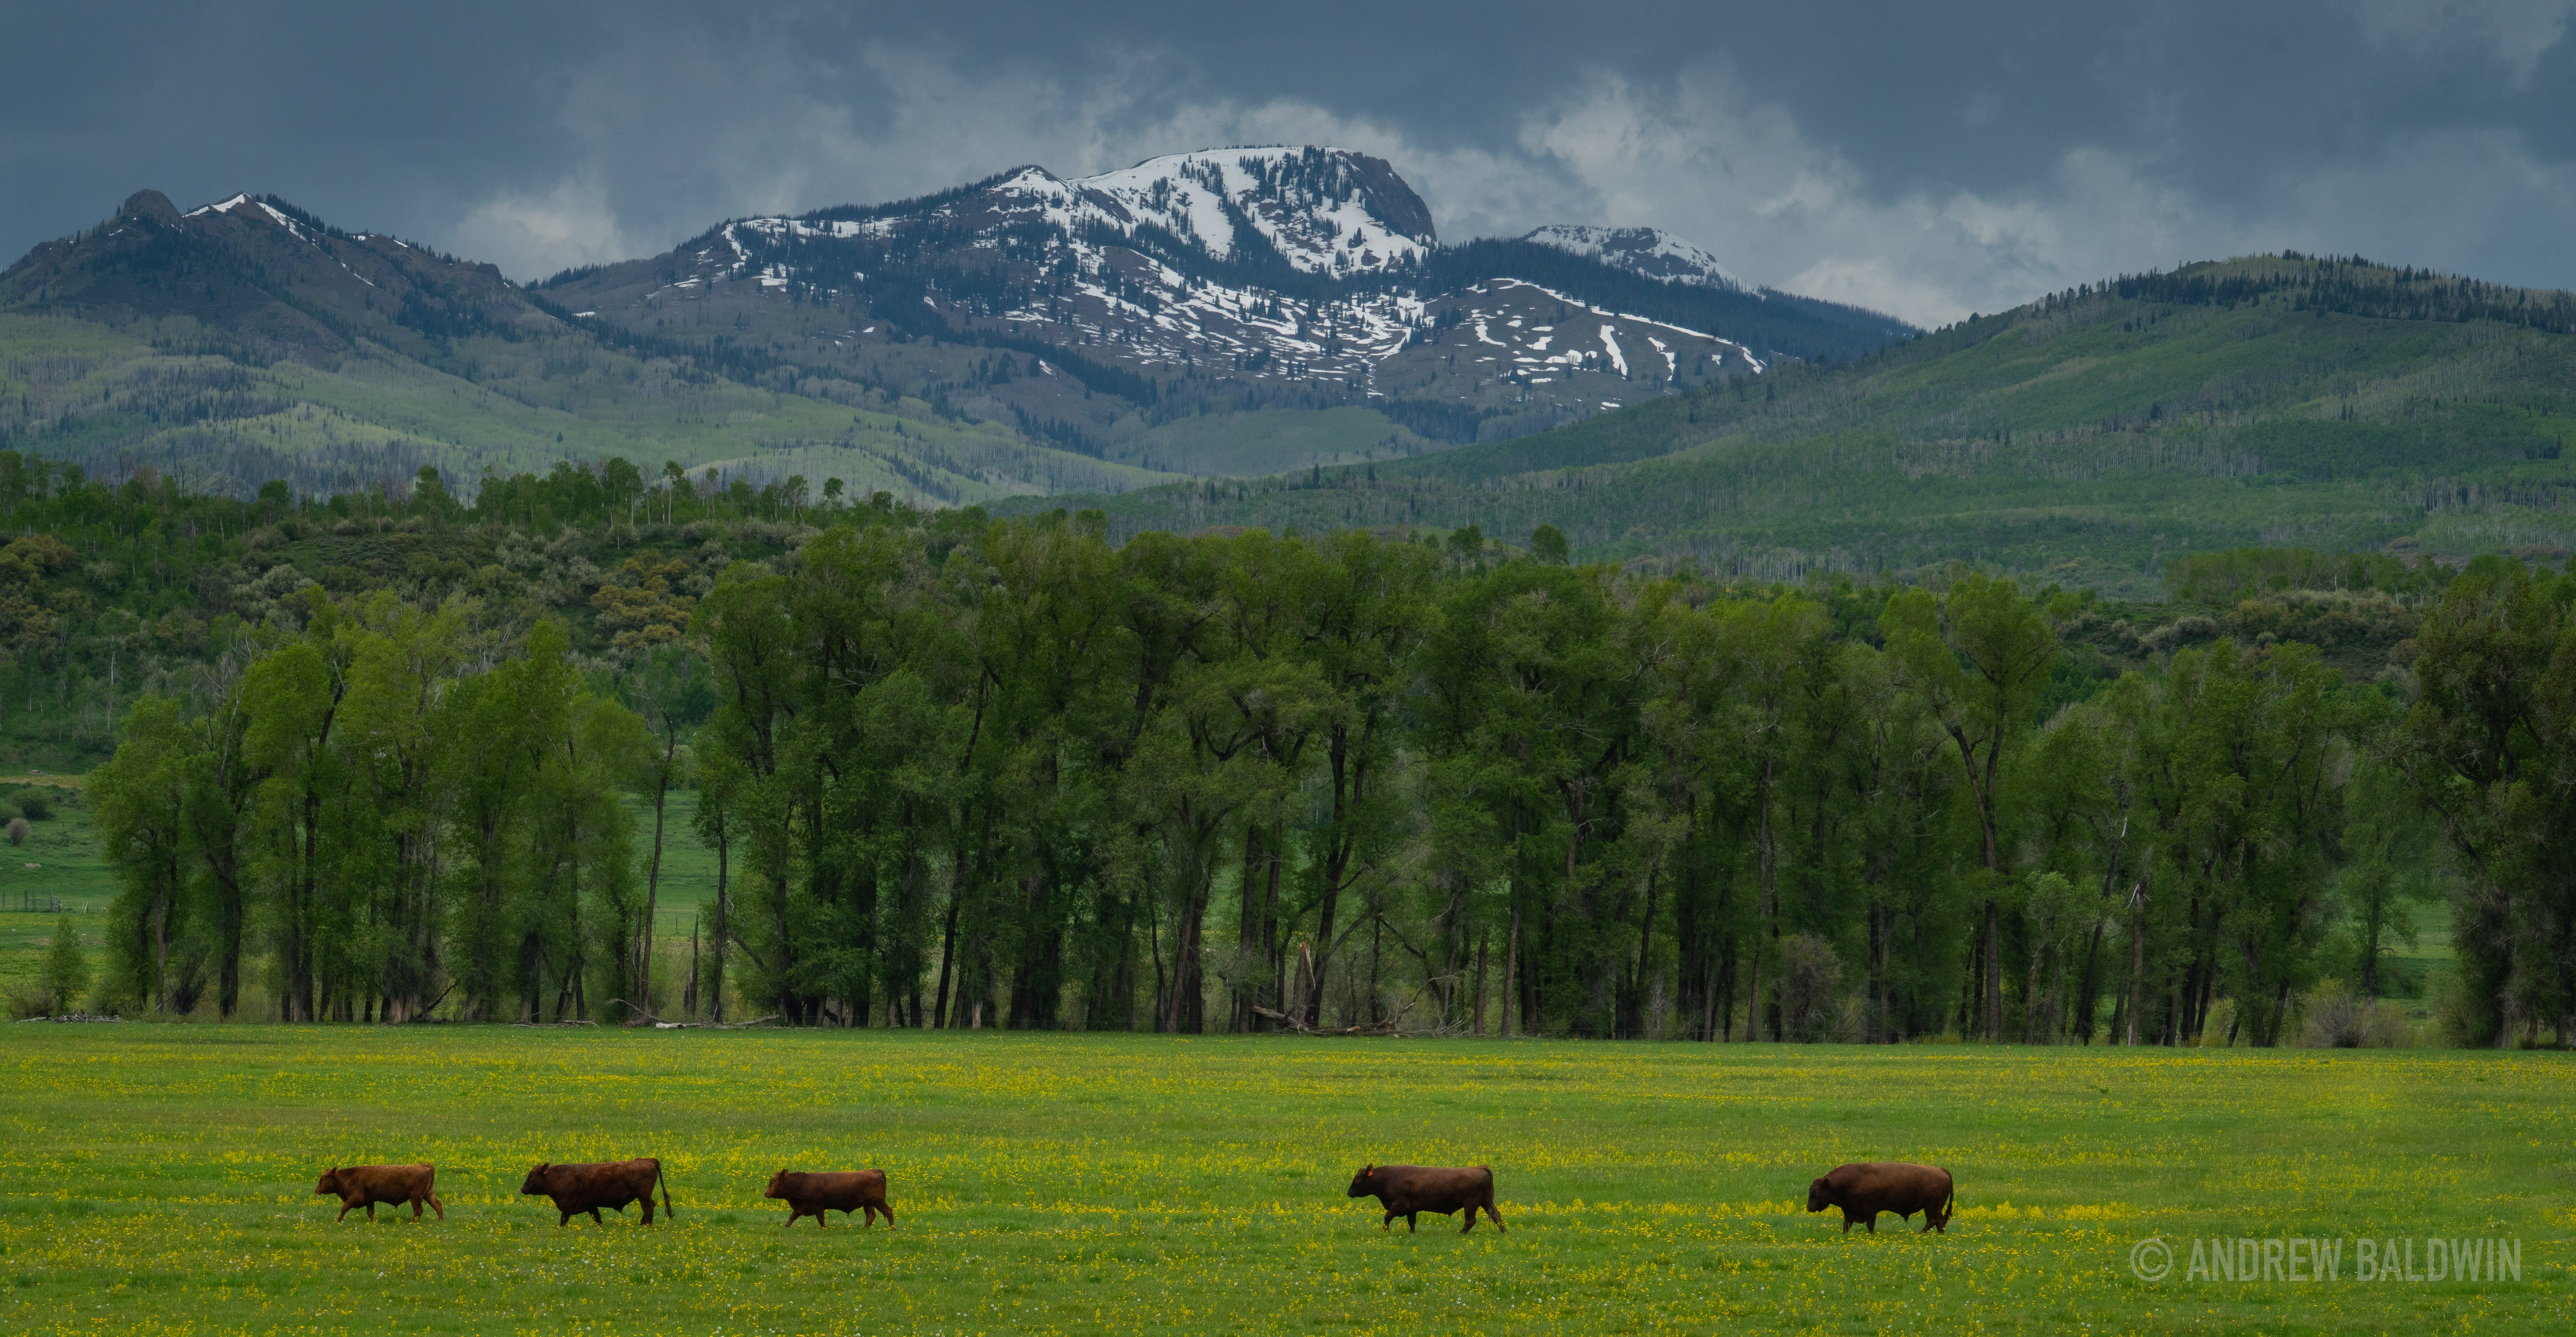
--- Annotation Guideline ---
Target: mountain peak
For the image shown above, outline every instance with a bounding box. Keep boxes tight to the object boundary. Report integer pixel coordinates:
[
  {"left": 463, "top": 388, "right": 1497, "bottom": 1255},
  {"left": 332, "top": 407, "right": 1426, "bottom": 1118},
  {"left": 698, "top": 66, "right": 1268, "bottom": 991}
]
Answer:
[
  {"left": 1069, "top": 146, "right": 1434, "bottom": 275},
  {"left": 118, "top": 190, "right": 180, "bottom": 226},
  {"left": 1523, "top": 225, "right": 1741, "bottom": 292}
]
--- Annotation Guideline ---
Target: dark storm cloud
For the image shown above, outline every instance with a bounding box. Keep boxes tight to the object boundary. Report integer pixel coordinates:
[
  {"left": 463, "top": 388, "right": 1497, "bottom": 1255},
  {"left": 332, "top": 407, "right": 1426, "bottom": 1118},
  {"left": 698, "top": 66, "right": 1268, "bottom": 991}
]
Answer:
[{"left": 7, "top": 1, "right": 2570, "bottom": 323}]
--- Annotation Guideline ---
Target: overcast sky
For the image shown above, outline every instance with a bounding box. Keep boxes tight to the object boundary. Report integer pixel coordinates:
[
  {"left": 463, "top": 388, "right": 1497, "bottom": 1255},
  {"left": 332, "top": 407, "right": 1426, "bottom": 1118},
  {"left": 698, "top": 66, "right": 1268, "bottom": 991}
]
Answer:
[{"left": 7, "top": 1, "right": 2572, "bottom": 325}]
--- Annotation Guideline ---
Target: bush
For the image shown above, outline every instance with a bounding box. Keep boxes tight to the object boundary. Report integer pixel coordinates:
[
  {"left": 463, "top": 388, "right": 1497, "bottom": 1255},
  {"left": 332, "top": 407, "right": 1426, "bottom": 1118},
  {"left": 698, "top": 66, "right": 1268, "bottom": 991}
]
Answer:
[
  {"left": 1775, "top": 934, "right": 1846, "bottom": 1042},
  {"left": 5, "top": 982, "right": 52, "bottom": 1020},
  {"left": 2299, "top": 980, "right": 2410, "bottom": 1048},
  {"left": 12, "top": 787, "right": 55, "bottom": 821}
]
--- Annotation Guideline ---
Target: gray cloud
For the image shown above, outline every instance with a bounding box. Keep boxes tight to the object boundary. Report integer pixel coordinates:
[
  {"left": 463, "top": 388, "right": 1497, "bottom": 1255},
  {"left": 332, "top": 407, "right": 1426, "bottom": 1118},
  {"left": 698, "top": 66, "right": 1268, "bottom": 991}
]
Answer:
[{"left": 7, "top": 1, "right": 2571, "bottom": 324}]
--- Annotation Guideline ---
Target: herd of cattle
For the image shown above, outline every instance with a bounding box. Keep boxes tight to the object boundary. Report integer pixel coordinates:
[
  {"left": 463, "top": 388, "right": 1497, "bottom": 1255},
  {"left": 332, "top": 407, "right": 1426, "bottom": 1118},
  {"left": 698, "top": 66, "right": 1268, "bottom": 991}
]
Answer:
[{"left": 314, "top": 1158, "right": 1956, "bottom": 1236}]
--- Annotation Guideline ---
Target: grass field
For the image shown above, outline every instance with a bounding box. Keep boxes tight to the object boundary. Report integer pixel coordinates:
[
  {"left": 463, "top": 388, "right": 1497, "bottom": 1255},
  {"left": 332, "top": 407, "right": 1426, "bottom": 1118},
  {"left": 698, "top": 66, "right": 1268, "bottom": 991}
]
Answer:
[{"left": 0, "top": 1030, "right": 2564, "bottom": 1334}]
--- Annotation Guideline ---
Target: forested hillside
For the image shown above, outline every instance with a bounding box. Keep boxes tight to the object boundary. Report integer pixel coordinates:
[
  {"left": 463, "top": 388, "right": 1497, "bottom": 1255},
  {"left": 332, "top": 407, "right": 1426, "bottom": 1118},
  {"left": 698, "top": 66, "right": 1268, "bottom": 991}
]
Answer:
[
  {"left": 1029, "top": 255, "right": 2576, "bottom": 589},
  {"left": 37, "top": 458, "right": 2573, "bottom": 1048},
  {"left": 0, "top": 450, "right": 864, "bottom": 772}
]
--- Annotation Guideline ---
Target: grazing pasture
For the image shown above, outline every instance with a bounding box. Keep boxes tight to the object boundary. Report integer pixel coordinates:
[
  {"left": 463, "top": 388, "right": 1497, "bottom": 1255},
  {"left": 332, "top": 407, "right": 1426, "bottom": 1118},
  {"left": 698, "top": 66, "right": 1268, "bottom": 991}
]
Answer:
[{"left": 0, "top": 1029, "right": 2564, "bottom": 1334}]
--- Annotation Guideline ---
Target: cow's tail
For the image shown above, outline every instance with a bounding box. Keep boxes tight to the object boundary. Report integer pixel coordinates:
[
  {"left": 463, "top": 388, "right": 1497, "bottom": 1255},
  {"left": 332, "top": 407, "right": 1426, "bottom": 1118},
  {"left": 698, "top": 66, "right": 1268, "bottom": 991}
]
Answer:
[
  {"left": 1939, "top": 1171, "right": 1955, "bottom": 1224},
  {"left": 655, "top": 1160, "right": 674, "bottom": 1220}
]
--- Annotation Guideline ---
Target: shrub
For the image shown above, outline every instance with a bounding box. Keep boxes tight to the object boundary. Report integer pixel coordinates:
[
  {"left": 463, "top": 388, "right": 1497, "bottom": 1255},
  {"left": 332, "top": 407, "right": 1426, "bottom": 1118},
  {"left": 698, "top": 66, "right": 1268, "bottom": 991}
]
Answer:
[
  {"left": 2299, "top": 980, "right": 2409, "bottom": 1048},
  {"left": 1775, "top": 933, "right": 1846, "bottom": 1042},
  {"left": 5, "top": 982, "right": 52, "bottom": 1020},
  {"left": 12, "top": 787, "right": 54, "bottom": 821}
]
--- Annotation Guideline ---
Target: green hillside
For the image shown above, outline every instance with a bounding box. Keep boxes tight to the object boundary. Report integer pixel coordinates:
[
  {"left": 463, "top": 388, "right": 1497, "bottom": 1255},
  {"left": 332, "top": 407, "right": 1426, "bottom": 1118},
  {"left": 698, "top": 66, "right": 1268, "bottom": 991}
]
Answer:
[
  {"left": 1020, "top": 255, "right": 2576, "bottom": 588},
  {"left": 0, "top": 191, "right": 1179, "bottom": 507}
]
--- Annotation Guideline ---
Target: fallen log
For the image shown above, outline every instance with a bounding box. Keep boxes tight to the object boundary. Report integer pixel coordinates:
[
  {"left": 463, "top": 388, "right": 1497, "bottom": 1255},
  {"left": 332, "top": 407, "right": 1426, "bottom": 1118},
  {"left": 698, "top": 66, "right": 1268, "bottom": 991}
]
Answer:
[
  {"left": 1250, "top": 1004, "right": 1407, "bottom": 1036},
  {"left": 609, "top": 1000, "right": 782, "bottom": 1030}
]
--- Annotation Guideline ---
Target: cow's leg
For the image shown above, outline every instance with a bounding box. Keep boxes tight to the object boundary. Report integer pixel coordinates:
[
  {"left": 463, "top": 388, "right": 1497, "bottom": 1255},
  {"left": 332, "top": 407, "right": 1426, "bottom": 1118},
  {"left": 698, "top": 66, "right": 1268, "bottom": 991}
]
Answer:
[
  {"left": 880, "top": 1203, "right": 895, "bottom": 1230},
  {"left": 429, "top": 1193, "right": 446, "bottom": 1221},
  {"left": 590, "top": 1208, "right": 604, "bottom": 1225},
  {"left": 1486, "top": 1203, "right": 1507, "bottom": 1234},
  {"left": 559, "top": 1209, "right": 572, "bottom": 1226},
  {"left": 1841, "top": 1210, "right": 1854, "bottom": 1234},
  {"left": 1460, "top": 1210, "right": 1476, "bottom": 1235},
  {"left": 366, "top": 1202, "right": 377, "bottom": 1221},
  {"left": 1407, "top": 1212, "right": 1419, "bottom": 1234},
  {"left": 1864, "top": 1212, "right": 1878, "bottom": 1234},
  {"left": 336, "top": 1200, "right": 354, "bottom": 1223}
]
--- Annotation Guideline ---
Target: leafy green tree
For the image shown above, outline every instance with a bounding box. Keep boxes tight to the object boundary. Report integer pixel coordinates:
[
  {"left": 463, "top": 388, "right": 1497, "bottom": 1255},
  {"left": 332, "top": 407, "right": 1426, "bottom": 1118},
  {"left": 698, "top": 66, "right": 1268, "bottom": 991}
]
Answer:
[
  {"left": 242, "top": 610, "right": 351, "bottom": 1022},
  {"left": 2400, "top": 556, "right": 2576, "bottom": 1045},
  {"left": 40, "top": 914, "right": 91, "bottom": 1015},
  {"left": 94, "top": 695, "right": 199, "bottom": 1014},
  {"left": 1886, "top": 573, "right": 2057, "bottom": 1040}
]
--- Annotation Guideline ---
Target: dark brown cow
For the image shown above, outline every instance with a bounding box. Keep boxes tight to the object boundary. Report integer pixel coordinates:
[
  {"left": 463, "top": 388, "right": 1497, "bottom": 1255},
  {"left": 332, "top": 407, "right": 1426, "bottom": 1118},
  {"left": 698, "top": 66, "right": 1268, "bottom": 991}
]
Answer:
[
  {"left": 314, "top": 1164, "right": 444, "bottom": 1222},
  {"left": 763, "top": 1169, "right": 894, "bottom": 1229},
  {"left": 1346, "top": 1164, "right": 1506, "bottom": 1234},
  {"left": 518, "top": 1159, "right": 674, "bottom": 1226},
  {"left": 1806, "top": 1162, "right": 1954, "bottom": 1234}
]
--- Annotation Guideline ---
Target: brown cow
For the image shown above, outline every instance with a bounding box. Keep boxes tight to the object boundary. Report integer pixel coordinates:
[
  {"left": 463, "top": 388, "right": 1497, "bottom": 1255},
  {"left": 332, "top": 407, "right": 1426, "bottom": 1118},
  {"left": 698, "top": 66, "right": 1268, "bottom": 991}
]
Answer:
[
  {"left": 518, "top": 1159, "right": 674, "bottom": 1226},
  {"left": 1346, "top": 1164, "right": 1506, "bottom": 1234},
  {"left": 1806, "top": 1162, "right": 1954, "bottom": 1234},
  {"left": 314, "top": 1164, "right": 444, "bottom": 1222},
  {"left": 763, "top": 1169, "right": 894, "bottom": 1229}
]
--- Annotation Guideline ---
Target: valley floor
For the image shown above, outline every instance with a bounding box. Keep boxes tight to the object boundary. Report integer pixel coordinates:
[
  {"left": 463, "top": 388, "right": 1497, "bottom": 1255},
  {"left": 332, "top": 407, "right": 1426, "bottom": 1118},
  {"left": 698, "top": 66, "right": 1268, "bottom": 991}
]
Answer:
[{"left": 0, "top": 1029, "right": 2564, "bottom": 1333}]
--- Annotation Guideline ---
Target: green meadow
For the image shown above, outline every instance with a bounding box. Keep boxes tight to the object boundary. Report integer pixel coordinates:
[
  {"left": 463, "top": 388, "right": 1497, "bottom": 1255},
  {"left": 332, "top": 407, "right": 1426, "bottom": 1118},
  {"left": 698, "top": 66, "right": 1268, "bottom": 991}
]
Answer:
[{"left": 0, "top": 1029, "right": 2564, "bottom": 1334}]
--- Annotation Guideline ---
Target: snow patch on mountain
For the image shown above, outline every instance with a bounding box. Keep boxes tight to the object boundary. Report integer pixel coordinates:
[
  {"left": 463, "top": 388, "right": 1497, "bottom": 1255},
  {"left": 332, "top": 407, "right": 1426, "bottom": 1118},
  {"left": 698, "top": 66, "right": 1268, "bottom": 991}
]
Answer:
[
  {"left": 1071, "top": 147, "right": 1434, "bottom": 275},
  {"left": 1523, "top": 225, "right": 1744, "bottom": 292}
]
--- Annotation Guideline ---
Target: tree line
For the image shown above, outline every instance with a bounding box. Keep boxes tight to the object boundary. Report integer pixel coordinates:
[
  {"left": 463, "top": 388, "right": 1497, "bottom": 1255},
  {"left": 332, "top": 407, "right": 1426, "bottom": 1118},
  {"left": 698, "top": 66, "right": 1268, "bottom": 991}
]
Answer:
[{"left": 83, "top": 509, "right": 2575, "bottom": 1045}]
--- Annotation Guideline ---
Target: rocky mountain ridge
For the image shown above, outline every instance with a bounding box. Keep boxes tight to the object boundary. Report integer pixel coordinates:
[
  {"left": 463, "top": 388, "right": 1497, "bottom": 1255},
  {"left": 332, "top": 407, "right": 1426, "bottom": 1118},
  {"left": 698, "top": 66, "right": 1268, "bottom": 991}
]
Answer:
[{"left": 540, "top": 146, "right": 1912, "bottom": 471}]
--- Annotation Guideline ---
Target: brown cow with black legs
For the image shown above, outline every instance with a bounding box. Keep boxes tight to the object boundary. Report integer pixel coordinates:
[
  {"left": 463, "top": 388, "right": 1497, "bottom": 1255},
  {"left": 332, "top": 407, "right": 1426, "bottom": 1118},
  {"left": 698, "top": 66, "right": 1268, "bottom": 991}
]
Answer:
[
  {"left": 764, "top": 1169, "right": 894, "bottom": 1228},
  {"left": 519, "top": 1159, "right": 674, "bottom": 1226},
  {"left": 1346, "top": 1164, "right": 1506, "bottom": 1234},
  {"left": 1806, "top": 1162, "right": 1954, "bottom": 1234},
  {"left": 315, "top": 1164, "right": 444, "bottom": 1222}
]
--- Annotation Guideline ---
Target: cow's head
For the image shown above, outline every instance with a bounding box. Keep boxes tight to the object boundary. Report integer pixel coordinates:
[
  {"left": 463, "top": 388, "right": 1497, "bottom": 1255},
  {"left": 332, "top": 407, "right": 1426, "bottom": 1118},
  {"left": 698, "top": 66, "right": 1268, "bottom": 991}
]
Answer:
[
  {"left": 1806, "top": 1176, "right": 1834, "bottom": 1213},
  {"left": 314, "top": 1167, "right": 340, "bottom": 1196},
  {"left": 519, "top": 1164, "right": 553, "bottom": 1196},
  {"left": 1346, "top": 1164, "right": 1377, "bottom": 1199},
  {"left": 763, "top": 1169, "right": 790, "bottom": 1200}
]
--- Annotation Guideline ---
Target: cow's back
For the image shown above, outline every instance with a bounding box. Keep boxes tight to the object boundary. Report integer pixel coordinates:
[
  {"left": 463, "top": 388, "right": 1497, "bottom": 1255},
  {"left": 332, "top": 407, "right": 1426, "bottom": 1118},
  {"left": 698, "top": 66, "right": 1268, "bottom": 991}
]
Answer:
[
  {"left": 1376, "top": 1164, "right": 1493, "bottom": 1212},
  {"left": 550, "top": 1159, "right": 656, "bottom": 1208},
  {"left": 344, "top": 1164, "right": 435, "bottom": 1200},
  {"left": 1830, "top": 1162, "right": 1950, "bottom": 1210},
  {"left": 785, "top": 1170, "right": 887, "bottom": 1210}
]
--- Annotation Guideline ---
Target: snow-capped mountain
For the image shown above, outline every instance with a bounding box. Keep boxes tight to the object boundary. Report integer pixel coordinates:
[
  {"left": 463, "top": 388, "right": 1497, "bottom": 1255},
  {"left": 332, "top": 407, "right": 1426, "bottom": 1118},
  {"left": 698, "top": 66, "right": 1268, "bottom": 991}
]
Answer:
[
  {"left": 4, "top": 187, "right": 553, "bottom": 366},
  {"left": 542, "top": 146, "right": 1902, "bottom": 469},
  {"left": 1523, "top": 225, "right": 1743, "bottom": 291},
  {"left": 1070, "top": 148, "right": 1435, "bottom": 275},
  {"left": 4, "top": 162, "right": 1913, "bottom": 501}
]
